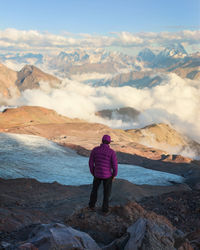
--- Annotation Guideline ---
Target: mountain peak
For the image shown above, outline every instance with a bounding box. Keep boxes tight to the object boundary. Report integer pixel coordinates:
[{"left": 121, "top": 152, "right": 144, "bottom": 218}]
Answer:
[
  {"left": 159, "top": 43, "right": 188, "bottom": 58},
  {"left": 20, "top": 64, "right": 37, "bottom": 72},
  {"left": 137, "top": 48, "right": 156, "bottom": 62},
  {"left": 16, "top": 64, "right": 60, "bottom": 91}
]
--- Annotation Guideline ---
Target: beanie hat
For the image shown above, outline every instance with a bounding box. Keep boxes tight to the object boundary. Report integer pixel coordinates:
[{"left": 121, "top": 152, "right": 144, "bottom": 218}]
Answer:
[{"left": 102, "top": 134, "right": 111, "bottom": 143}]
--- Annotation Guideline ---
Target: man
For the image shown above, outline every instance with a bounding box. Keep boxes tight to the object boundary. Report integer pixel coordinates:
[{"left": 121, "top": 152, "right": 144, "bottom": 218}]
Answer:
[{"left": 88, "top": 134, "right": 118, "bottom": 215}]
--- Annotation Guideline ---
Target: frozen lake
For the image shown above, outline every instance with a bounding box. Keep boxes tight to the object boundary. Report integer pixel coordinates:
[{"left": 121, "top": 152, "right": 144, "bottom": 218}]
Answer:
[{"left": 0, "top": 133, "right": 185, "bottom": 186}]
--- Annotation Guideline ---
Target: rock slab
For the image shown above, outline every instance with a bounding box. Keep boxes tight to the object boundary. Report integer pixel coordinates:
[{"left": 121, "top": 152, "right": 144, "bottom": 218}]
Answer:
[{"left": 18, "top": 223, "right": 100, "bottom": 250}]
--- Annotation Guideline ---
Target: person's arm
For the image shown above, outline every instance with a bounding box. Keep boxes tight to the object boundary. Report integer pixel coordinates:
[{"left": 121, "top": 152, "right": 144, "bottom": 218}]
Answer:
[
  {"left": 111, "top": 151, "right": 118, "bottom": 178},
  {"left": 89, "top": 149, "right": 95, "bottom": 176}
]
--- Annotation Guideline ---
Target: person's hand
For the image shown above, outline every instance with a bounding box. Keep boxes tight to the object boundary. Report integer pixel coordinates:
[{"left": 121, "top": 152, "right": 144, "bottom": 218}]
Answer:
[{"left": 112, "top": 176, "right": 115, "bottom": 181}]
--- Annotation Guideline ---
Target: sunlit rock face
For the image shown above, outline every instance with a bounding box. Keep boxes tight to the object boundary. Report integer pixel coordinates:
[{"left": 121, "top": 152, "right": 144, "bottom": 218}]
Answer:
[
  {"left": 0, "top": 63, "right": 20, "bottom": 99},
  {"left": 0, "top": 133, "right": 185, "bottom": 186},
  {"left": 16, "top": 65, "right": 61, "bottom": 91}
]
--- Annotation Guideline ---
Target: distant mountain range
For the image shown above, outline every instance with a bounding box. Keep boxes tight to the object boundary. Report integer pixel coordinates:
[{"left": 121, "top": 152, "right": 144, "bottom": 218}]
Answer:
[
  {"left": 0, "top": 49, "right": 136, "bottom": 78},
  {"left": 0, "top": 43, "right": 199, "bottom": 96},
  {"left": 137, "top": 43, "right": 188, "bottom": 68},
  {"left": 1, "top": 43, "right": 199, "bottom": 79}
]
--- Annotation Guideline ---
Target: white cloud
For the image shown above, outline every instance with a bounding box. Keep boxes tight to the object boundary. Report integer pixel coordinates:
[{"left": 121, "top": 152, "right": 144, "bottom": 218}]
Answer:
[
  {"left": 3, "top": 60, "right": 26, "bottom": 71},
  {"left": 70, "top": 73, "right": 113, "bottom": 81},
  {"left": 4, "top": 73, "right": 200, "bottom": 145},
  {"left": 0, "top": 28, "right": 199, "bottom": 53}
]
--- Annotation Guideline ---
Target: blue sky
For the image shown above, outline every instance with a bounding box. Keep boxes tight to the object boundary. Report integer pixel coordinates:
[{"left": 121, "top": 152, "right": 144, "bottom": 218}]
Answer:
[
  {"left": 0, "top": 0, "right": 199, "bottom": 34},
  {"left": 0, "top": 0, "right": 199, "bottom": 55}
]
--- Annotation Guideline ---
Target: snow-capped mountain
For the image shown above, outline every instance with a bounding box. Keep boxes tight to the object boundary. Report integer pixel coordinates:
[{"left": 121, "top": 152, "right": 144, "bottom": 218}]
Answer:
[
  {"left": 0, "top": 49, "right": 137, "bottom": 78},
  {"left": 137, "top": 48, "right": 156, "bottom": 62},
  {"left": 0, "top": 43, "right": 198, "bottom": 83},
  {"left": 53, "top": 49, "right": 134, "bottom": 65},
  {"left": 45, "top": 49, "right": 137, "bottom": 78},
  {"left": 136, "top": 43, "right": 189, "bottom": 69},
  {"left": 152, "top": 43, "right": 188, "bottom": 68},
  {"left": 158, "top": 43, "right": 188, "bottom": 59}
]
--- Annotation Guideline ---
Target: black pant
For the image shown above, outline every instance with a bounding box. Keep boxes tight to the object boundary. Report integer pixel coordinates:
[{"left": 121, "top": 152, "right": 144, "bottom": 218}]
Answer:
[{"left": 89, "top": 176, "right": 113, "bottom": 212}]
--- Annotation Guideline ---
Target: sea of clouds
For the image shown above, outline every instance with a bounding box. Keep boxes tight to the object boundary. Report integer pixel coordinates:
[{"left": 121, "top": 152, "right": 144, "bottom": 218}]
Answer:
[{"left": 2, "top": 72, "right": 200, "bottom": 158}]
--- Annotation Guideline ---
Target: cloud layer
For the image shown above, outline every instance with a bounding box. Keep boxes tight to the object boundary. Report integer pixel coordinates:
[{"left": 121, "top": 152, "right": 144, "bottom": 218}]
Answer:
[
  {"left": 0, "top": 28, "right": 199, "bottom": 53},
  {"left": 5, "top": 73, "right": 200, "bottom": 146}
]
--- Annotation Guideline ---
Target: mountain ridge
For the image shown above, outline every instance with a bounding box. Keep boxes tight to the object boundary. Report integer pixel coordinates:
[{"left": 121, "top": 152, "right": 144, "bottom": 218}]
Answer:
[
  {"left": 16, "top": 64, "right": 61, "bottom": 91},
  {"left": 0, "top": 106, "right": 197, "bottom": 167},
  {"left": 0, "top": 64, "right": 61, "bottom": 99},
  {"left": 1, "top": 43, "right": 198, "bottom": 80}
]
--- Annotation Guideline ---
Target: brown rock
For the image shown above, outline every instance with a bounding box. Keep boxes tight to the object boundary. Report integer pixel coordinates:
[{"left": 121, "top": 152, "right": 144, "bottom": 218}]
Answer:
[
  {"left": 66, "top": 201, "right": 174, "bottom": 245},
  {"left": 0, "top": 63, "right": 20, "bottom": 99},
  {"left": 16, "top": 65, "right": 61, "bottom": 91},
  {"left": 125, "top": 217, "right": 175, "bottom": 250},
  {"left": 22, "top": 223, "right": 100, "bottom": 250},
  {"left": 177, "top": 241, "right": 194, "bottom": 250},
  {"left": 19, "top": 243, "right": 38, "bottom": 250},
  {"left": 140, "top": 189, "right": 200, "bottom": 246}
]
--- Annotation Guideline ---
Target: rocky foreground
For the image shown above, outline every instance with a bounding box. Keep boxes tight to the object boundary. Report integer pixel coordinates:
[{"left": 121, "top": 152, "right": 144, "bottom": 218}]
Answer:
[
  {"left": 0, "top": 178, "right": 199, "bottom": 249},
  {"left": 0, "top": 106, "right": 200, "bottom": 249}
]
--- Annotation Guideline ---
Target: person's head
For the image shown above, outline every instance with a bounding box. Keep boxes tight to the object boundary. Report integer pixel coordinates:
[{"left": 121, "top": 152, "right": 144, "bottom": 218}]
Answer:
[{"left": 102, "top": 134, "right": 111, "bottom": 144}]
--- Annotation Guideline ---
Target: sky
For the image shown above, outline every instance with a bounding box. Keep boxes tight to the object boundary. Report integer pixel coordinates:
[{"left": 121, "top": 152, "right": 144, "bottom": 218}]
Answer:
[
  {"left": 0, "top": 0, "right": 199, "bottom": 54},
  {"left": 0, "top": 0, "right": 200, "bottom": 33}
]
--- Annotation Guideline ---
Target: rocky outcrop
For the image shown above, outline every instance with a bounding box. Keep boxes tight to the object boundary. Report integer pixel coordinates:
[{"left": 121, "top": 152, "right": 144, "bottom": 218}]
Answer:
[
  {"left": 0, "top": 63, "right": 61, "bottom": 100},
  {"left": 127, "top": 123, "right": 188, "bottom": 147},
  {"left": 0, "top": 178, "right": 191, "bottom": 232},
  {"left": 17, "top": 223, "right": 100, "bottom": 250},
  {"left": 125, "top": 218, "right": 193, "bottom": 250},
  {"left": 66, "top": 201, "right": 176, "bottom": 245},
  {"left": 140, "top": 189, "right": 200, "bottom": 249},
  {"left": 16, "top": 65, "right": 61, "bottom": 91},
  {"left": 96, "top": 107, "right": 140, "bottom": 121},
  {"left": 0, "top": 105, "right": 78, "bottom": 129},
  {"left": 0, "top": 178, "right": 197, "bottom": 249},
  {"left": 67, "top": 202, "right": 193, "bottom": 249},
  {"left": 125, "top": 218, "right": 175, "bottom": 250},
  {"left": 126, "top": 123, "right": 200, "bottom": 162},
  {"left": 0, "top": 220, "right": 193, "bottom": 250}
]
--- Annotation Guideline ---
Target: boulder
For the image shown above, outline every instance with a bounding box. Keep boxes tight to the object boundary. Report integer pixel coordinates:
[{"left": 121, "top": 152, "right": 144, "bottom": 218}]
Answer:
[
  {"left": 125, "top": 218, "right": 174, "bottom": 250},
  {"left": 19, "top": 242, "right": 38, "bottom": 250},
  {"left": 66, "top": 202, "right": 146, "bottom": 245},
  {"left": 66, "top": 201, "right": 174, "bottom": 245},
  {"left": 102, "top": 233, "right": 130, "bottom": 250},
  {"left": 18, "top": 223, "right": 100, "bottom": 250},
  {"left": 124, "top": 218, "right": 193, "bottom": 250}
]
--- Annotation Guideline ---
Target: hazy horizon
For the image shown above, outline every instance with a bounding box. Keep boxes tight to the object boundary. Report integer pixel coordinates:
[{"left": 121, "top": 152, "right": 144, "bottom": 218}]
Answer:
[{"left": 0, "top": 0, "right": 199, "bottom": 56}]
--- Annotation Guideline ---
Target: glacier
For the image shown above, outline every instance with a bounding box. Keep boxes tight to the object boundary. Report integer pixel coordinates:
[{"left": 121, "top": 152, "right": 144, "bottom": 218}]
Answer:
[{"left": 0, "top": 133, "right": 185, "bottom": 186}]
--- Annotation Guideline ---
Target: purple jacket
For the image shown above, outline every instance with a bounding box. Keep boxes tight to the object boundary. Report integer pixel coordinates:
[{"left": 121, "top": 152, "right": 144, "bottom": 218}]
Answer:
[{"left": 89, "top": 143, "right": 118, "bottom": 179}]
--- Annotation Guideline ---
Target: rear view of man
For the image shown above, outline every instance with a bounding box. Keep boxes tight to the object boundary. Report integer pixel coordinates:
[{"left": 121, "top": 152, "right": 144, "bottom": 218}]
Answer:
[{"left": 88, "top": 134, "right": 118, "bottom": 215}]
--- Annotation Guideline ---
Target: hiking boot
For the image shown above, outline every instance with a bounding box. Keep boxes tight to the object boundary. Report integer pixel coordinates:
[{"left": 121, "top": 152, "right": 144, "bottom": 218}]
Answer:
[
  {"left": 101, "top": 210, "right": 111, "bottom": 216},
  {"left": 87, "top": 206, "right": 96, "bottom": 212}
]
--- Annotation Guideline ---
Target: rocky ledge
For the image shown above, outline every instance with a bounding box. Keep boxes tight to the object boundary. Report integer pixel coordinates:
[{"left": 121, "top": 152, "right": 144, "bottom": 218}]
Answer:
[{"left": 0, "top": 178, "right": 199, "bottom": 249}]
